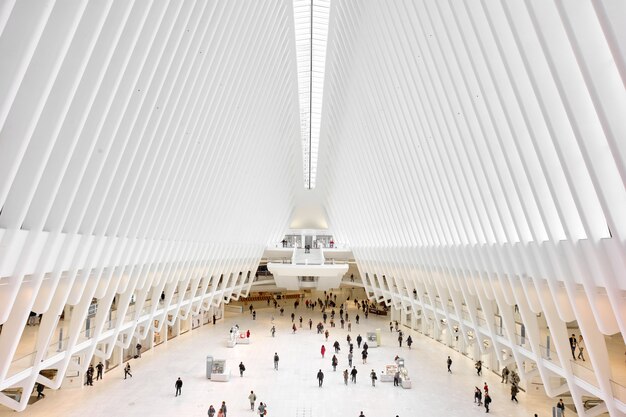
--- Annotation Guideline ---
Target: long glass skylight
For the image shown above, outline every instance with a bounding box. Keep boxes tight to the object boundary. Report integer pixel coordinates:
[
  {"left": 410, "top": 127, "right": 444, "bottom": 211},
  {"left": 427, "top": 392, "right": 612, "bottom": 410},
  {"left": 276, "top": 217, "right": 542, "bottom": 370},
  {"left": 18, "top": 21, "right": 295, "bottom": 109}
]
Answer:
[{"left": 293, "top": 0, "right": 330, "bottom": 189}]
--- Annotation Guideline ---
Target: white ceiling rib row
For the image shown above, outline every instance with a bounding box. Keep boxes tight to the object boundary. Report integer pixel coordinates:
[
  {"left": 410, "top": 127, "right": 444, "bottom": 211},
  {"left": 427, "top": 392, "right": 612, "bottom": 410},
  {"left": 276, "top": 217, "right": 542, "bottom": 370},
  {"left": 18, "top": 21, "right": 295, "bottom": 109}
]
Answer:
[
  {"left": 318, "top": 0, "right": 625, "bottom": 415},
  {"left": 0, "top": 0, "right": 300, "bottom": 411}
]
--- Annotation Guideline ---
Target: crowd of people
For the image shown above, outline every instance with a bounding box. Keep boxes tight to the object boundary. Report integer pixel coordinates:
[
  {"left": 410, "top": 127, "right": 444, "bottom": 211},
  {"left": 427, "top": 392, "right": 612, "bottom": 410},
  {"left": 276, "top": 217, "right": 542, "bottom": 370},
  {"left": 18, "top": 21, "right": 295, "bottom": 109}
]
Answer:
[{"left": 69, "top": 288, "right": 559, "bottom": 416}]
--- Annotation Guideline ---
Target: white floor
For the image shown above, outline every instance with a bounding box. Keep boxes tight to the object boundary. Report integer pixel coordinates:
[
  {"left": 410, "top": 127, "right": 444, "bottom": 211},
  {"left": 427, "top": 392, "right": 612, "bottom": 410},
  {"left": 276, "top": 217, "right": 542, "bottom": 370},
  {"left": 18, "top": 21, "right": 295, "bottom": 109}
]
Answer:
[{"left": 3, "top": 299, "right": 557, "bottom": 417}]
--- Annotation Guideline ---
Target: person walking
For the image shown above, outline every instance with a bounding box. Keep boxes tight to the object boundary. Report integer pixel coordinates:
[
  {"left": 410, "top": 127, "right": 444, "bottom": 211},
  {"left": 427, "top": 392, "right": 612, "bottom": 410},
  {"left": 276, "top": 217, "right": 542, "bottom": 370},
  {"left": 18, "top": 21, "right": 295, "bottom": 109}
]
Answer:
[
  {"left": 208, "top": 405, "right": 216, "bottom": 417},
  {"left": 356, "top": 334, "right": 362, "bottom": 348},
  {"left": 484, "top": 393, "right": 491, "bottom": 413},
  {"left": 299, "top": 316, "right": 303, "bottom": 328},
  {"left": 501, "top": 366, "right": 509, "bottom": 383},
  {"left": 350, "top": 366, "right": 358, "bottom": 383},
  {"left": 398, "top": 334, "right": 403, "bottom": 347},
  {"left": 271, "top": 325, "right": 276, "bottom": 337},
  {"left": 36, "top": 383, "right": 45, "bottom": 399},
  {"left": 511, "top": 384, "right": 519, "bottom": 403},
  {"left": 447, "top": 356, "right": 452, "bottom": 373},
  {"left": 331, "top": 355, "right": 338, "bottom": 371},
  {"left": 174, "top": 377, "right": 183, "bottom": 397},
  {"left": 321, "top": 345, "right": 326, "bottom": 358},
  {"left": 361, "top": 349, "right": 368, "bottom": 364},
  {"left": 568, "top": 334, "right": 577, "bottom": 360},
  {"left": 348, "top": 352, "right": 353, "bottom": 367},
  {"left": 273, "top": 353, "right": 279, "bottom": 370},
  {"left": 347, "top": 321, "right": 352, "bottom": 331},
  {"left": 220, "top": 401, "right": 227, "bottom": 417},
  {"left": 325, "top": 330, "right": 329, "bottom": 341},
  {"left": 248, "top": 391, "right": 257, "bottom": 410},
  {"left": 257, "top": 402, "right": 267, "bottom": 416},
  {"left": 136, "top": 343, "right": 142, "bottom": 358},
  {"left": 406, "top": 335, "right": 412, "bottom": 349},
  {"left": 359, "top": 412, "right": 365, "bottom": 417},
  {"left": 370, "top": 369, "right": 377, "bottom": 387},
  {"left": 124, "top": 362, "right": 132, "bottom": 379},
  {"left": 474, "top": 387, "right": 482, "bottom": 405},
  {"left": 333, "top": 340, "right": 340, "bottom": 353},
  {"left": 86, "top": 364, "right": 94, "bottom": 386},
  {"left": 475, "top": 360, "right": 482, "bottom": 376},
  {"left": 356, "top": 314, "right": 360, "bottom": 324},
  {"left": 292, "top": 323, "right": 297, "bottom": 333},
  {"left": 291, "top": 312, "right": 295, "bottom": 322},
  {"left": 556, "top": 399, "right": 565, "bottom": 416},
  {"left": 577, "top": 335, "right": 585, "bottom": 361},
  {"left": 239, "top": 362, "right": 246, "bottom": 377},
  {"left": 317, "top": 369, "right": 324, "bottom": 387},
  {"left": 309, "top": 318, "right": 313, "bottom": 330},
  {"left": 96, "top": 361, "right": 104, "bottom": 380},
  {"left": 343, "top": 369, "right": 349, "bottom": 385},
  {"left": 484, "top": 382, "right": 489, "bottom": 394}
]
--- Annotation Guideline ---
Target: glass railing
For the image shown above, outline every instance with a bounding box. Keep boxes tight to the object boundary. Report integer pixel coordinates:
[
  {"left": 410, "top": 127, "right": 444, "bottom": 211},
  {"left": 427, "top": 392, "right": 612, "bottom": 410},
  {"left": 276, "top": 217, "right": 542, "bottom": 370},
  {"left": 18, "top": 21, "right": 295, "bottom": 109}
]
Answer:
[{"left": 610, "top": 379, "right": 626, "bottom": 404}]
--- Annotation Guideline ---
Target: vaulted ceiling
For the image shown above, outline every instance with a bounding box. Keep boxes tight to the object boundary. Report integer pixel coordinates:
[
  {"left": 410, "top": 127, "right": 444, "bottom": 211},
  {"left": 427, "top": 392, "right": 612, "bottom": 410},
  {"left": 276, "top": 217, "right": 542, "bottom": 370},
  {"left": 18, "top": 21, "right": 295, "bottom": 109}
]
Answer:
[{"left": 0, "top": 0, "right": 625, "bottom": 414}]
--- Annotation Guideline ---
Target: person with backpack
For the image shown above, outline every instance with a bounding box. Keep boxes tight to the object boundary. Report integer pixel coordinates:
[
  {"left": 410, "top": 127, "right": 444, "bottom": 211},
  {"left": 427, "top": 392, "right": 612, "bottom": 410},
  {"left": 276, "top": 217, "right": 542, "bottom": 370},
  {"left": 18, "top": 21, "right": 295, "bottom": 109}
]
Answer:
[
  {"left": 484, "top": 392, "right": 492, "bottom": 413},
  {"left": 239, "top": 362, "right": 246, "bottom": 377},
  {"left": 370, "top": 369, "right": 377, "bottom": 387},
  {"left": 208, "top": 405, "right": 215, "bottom": 417},
  {"left": 501, "top": 366, "right": 509, "bottom": 383}
]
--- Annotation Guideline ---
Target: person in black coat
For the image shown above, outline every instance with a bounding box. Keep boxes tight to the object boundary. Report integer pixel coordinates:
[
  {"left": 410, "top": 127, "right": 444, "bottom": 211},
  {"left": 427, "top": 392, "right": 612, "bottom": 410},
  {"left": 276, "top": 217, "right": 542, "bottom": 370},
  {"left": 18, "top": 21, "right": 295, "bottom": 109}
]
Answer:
[
  {"left": 350, "top": 366, "right": 358, "bottom": 383},
  {"left": 175, "top": 377, "right": 183, "bottom": 396},
  {"left": 317, "top": 369, "right": 324, "bottom": 387}
]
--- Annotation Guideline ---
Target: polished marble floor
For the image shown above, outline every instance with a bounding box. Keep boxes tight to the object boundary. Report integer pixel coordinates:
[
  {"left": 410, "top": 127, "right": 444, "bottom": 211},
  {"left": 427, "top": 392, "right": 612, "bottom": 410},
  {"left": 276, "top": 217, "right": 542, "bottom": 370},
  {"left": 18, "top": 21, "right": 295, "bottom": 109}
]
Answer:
[{"left": 3, "top": 297, "right": 560, "bottom": 417}]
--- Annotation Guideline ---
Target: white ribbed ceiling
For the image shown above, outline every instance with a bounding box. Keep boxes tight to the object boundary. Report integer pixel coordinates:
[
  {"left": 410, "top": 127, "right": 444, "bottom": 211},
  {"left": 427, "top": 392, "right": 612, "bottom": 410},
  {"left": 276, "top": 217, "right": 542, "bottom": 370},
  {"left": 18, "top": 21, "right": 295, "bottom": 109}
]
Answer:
[{"left": 0, "top": 0, "right": 625, "bottom": 415}]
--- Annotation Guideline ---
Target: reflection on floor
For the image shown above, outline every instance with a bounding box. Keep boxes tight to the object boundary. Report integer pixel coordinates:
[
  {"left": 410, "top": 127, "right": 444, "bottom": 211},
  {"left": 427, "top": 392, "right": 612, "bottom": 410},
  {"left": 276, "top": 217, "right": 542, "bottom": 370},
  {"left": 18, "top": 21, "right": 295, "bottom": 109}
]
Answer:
[{"left": 2, "top": 296, "right": 564, "bottom": 417}]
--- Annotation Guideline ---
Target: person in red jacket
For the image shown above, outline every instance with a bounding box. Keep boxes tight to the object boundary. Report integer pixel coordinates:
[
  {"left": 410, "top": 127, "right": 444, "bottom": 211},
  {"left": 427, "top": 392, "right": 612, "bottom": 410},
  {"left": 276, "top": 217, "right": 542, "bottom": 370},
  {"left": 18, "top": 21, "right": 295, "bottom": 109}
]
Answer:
[{"left": 321, "top": 345, "right": 326, "bottom": 358}]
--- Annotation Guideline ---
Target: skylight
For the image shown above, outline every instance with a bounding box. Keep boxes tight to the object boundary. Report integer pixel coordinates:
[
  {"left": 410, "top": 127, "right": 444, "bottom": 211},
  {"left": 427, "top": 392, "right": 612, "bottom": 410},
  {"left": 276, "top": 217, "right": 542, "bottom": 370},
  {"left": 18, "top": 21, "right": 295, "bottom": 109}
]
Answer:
[{"left": 293, "top": 0, "right": 330, "bottom": 189}]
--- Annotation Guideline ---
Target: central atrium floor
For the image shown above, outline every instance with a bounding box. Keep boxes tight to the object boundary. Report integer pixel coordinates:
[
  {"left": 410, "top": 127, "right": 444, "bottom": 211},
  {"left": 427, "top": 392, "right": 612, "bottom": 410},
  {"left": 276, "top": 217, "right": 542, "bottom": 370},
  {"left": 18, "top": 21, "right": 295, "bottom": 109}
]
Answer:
[{"left": 3, "top": 292, "right": 558, "bottom": 417}]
